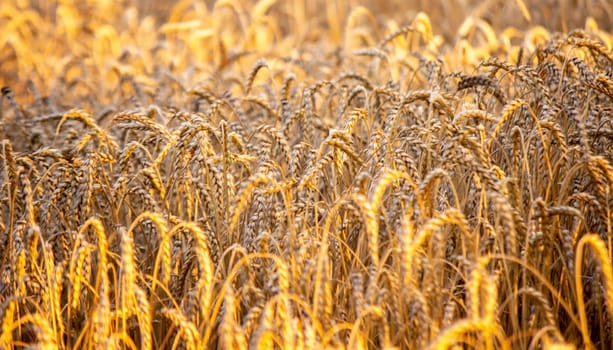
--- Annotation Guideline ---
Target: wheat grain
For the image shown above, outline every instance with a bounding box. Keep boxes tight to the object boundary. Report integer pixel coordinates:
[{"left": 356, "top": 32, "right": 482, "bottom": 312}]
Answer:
[{"left": 2, "top": 1, "right": 613, "bottom": 348}]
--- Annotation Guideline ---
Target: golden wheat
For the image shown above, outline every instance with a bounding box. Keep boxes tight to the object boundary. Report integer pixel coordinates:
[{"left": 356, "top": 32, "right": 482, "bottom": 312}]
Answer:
[{"left": 1, "top": 0, "right": 613, "bottom": 349}]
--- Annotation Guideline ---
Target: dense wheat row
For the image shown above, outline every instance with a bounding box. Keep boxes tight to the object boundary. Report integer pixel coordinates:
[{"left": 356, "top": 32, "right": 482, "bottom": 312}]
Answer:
[{"left": 1, "top": 0, "right": 613, "bottom": 349}]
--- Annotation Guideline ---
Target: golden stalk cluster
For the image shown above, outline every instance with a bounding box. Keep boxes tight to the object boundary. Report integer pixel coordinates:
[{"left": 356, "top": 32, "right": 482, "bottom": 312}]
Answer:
[{"left": 1, "top": 0, "right": 613, "bottom": 349}]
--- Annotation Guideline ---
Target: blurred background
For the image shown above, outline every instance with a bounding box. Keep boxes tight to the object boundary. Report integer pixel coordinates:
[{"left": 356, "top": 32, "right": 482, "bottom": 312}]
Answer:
[
  {"left": 24, "top": 0, "right": 613, "bottom": 41},
  {"left": 3, "top": 0, "right": 610, "bottom": 98}
]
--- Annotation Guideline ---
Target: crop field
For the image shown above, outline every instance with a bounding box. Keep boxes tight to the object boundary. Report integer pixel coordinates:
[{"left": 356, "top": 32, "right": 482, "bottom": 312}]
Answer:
[{"left": 1, "top": 0, "right": 613, "bottom": 349}]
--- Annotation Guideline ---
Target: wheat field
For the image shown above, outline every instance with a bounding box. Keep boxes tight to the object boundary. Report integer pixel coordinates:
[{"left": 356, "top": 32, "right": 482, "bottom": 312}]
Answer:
[{"left": 1, "top": 0, "right": 613, "bottom": 349}]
